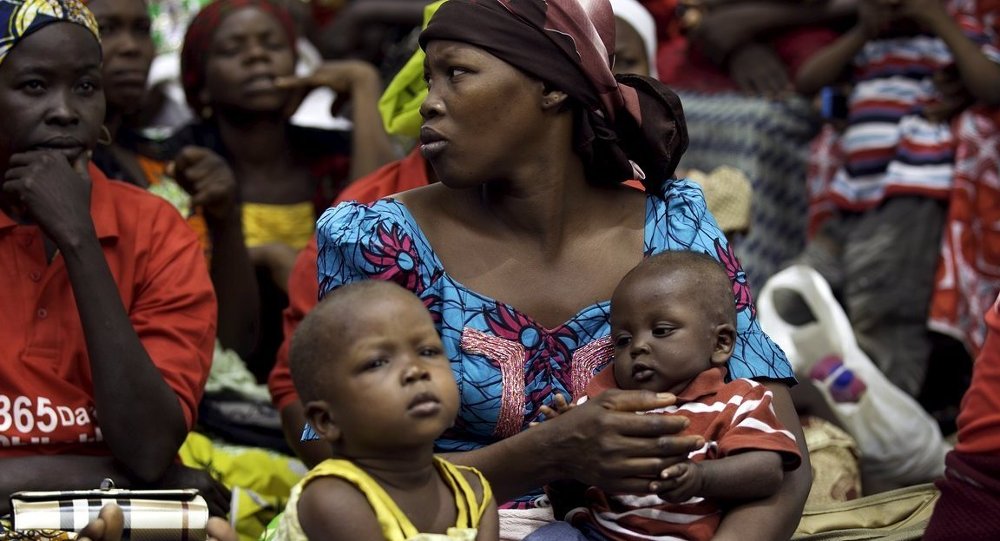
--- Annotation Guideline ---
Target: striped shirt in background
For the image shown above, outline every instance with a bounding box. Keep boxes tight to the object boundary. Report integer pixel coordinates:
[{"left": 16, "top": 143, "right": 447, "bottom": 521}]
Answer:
[
  {"left": 812, "top": 0, "right": 1000, "bottom": 213},
  {"left": 563, "top": 367, "right": 802, "bottom": 541}
]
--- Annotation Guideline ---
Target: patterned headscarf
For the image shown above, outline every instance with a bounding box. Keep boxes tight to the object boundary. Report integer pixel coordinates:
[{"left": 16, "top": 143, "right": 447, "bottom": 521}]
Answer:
[
  {"left": 180, "top": 0, "right": 297, "bottom": 113},
  {"left": 0, "top": 0, "right": 100, "bottom": 67},
  {"left": 420, "top": 0, "right": 687, "bottom": 186}
]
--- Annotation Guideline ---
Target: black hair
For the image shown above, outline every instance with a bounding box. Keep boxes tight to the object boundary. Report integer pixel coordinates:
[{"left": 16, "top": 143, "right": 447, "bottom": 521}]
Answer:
[
  {"left": 289, "top": 280, "right": 414, "bottom": 403},
  {"left": 616, "top": 250, "right": 737, "bottom": 327}
]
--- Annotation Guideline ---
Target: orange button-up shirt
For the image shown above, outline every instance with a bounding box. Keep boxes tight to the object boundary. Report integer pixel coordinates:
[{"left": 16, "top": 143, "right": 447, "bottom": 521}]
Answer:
[{"left": 0, "top": 164, "right": 216, "bottom": 456}]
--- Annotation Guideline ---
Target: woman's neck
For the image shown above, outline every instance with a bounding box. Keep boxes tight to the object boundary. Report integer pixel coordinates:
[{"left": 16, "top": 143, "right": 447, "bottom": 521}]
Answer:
[
  {"left": 466, "top": 144, "right": 605, "bottom": 256},
  {"left": 215, "top": 111, "right": 290, "bottom": 166}
]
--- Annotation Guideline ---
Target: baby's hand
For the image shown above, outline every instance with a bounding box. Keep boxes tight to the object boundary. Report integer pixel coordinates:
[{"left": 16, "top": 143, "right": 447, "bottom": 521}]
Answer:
[
  {"left": 530, "top": 394, "right": 574, "bottom": 426},
  {"left": 653, "top": 461, "right": 704, "bottom": 503}
]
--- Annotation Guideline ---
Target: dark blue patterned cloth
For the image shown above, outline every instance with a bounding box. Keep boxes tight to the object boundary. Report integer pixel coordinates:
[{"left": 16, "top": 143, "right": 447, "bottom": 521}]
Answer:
[{"left": 676, "top": 92, "right": 819, "bottom": 292}]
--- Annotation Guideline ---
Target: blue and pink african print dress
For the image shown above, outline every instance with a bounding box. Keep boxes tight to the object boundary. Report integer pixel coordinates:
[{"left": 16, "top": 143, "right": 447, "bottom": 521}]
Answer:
[{"left": 315, "top": 179, "right": 794, "bottom": 507}]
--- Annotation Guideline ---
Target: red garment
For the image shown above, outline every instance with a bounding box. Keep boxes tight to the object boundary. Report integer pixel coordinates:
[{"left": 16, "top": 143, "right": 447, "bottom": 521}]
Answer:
[
  {"left": 955, "top": 294, "right": 1000, "bottom": 455},
  {"left": 929, "top": 108, "right": 1000, "bottom": 356},
  {"left": 268, "top": 148, "right": 430, "bottom": 411},
  {"left": 566, "top": 367, "right": 801, "bottom": 541},
  {"left": 923, "top": 293, "right": 1000, "bottom": 540},
  {"left": 0, "top": 164, "right": 216, "bottom": 456}
]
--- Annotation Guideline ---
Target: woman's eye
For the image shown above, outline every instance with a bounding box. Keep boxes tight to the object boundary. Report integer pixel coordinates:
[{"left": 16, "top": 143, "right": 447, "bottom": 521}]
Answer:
[
  {"left": 215, "top": 42, "right": 240, "bottom": 56},
  {"left": 447, "top": 67, "right": 468, "bottom": 79},
  {"left": 265, "top": 38, "right": 287, "bottom": 51},
  {"left": 19, "top": 80, "right": 44, "bottom": 93}
]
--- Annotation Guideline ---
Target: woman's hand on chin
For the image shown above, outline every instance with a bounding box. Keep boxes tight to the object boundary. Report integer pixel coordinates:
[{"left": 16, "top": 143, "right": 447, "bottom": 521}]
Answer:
[
  {"left": 3, "top": 150, "right": 95, "bottom": 249},
  {"left": 544, "top": 388, "right": 703, "bottom": 494}
]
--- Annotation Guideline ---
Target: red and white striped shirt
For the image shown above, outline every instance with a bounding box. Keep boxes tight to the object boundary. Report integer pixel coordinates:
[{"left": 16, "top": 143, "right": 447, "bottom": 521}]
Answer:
[{"left": 563, "top": 367, "right": 801, "bottom": 541}]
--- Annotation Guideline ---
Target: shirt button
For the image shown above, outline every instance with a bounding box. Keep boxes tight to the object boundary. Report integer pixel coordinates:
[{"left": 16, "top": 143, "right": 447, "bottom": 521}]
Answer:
[
  {"left": 37, "top": 308, "right": 48, "bottom": 319},
  {"left": 29, "top": 271, "right": 41, "bottom": 282}
]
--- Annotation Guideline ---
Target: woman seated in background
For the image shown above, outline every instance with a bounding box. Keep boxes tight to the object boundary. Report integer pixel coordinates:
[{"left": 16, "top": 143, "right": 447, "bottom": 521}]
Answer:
[
  {"left": 87, "top": 0, "right": 258, "bottom": 359},
  {"left": 312, "top": 0, "right": 811, "bottom": 538},
  {"left": 160, "top": 0, "right": 396, "bottom": 379}
]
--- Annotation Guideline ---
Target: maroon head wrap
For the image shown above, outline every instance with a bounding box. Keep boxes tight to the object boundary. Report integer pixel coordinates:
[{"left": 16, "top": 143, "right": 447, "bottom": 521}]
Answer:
[
  {"left": 420, "top": 0, "right": 687, "bottom": 186},
  {"left": 180, "top": 0, "right": 298, "bottom": 114}
]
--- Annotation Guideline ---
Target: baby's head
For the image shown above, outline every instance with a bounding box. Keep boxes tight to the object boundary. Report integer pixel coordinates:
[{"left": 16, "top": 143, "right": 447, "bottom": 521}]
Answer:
[
  {"left": 290, "top": 281, "right": 459, "bottom": 458},
  {"left": 610, "top": 251, "right": 737, "bottom": 394}
]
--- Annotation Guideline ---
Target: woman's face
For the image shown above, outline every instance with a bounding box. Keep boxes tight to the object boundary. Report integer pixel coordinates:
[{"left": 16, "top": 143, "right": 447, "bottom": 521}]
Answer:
[
  {"left": 202, "top": 7, "right": 296, "bottom": 114},
  {"left": 419, "top": 40, "right": 554, "bottom": 188},
  {"left": 87, "top": 0, "right": 155, "bottom": 112},
  {"left": 0, "top": 23, "right": 104, "bottom": 170},
  {"left": 613, "top": 17, "right": 650, "bottom": 77}
]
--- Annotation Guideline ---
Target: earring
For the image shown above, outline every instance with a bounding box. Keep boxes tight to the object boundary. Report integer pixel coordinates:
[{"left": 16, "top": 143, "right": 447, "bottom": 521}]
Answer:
[{"left": 97, "top": 125, "right": 113, "bottom": 146}]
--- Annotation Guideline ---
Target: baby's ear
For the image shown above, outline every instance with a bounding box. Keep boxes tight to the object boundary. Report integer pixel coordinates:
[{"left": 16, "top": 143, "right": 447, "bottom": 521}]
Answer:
[
  {"left": 711, "top": 324, "right": 737, "bottom": 365},
  {"left": 304, "top": 400, "right": 341, "bottom": 443}
]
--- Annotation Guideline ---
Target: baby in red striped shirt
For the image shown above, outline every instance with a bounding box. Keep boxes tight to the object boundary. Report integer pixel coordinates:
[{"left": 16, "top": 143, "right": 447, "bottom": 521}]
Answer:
[{"left": 531, "top": 251, "right": 802, "bottom": 541}]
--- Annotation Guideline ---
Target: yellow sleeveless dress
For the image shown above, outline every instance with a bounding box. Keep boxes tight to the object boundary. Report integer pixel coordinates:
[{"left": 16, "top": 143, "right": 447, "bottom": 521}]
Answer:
[{"left": 270, "top": 457, "right": 491, "bottom": 541}]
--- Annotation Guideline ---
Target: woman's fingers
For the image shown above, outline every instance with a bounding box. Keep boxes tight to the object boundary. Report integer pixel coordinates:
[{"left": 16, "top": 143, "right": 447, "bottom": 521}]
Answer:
[{"left": 595, "top": 388, "right": 676, "bottom": 413}]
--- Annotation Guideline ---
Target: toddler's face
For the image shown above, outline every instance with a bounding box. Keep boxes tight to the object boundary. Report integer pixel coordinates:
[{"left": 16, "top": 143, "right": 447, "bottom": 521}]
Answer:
[
  {"left": 320, "top": 292, "right": 459, "bottom": 457},
  {"left": 610, "top": 272, "right": 721, "bottom": 395}
]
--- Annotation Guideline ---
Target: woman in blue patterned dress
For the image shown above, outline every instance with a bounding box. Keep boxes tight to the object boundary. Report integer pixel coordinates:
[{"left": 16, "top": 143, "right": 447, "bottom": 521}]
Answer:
[{"left": 313, "top": 0, "right": 810, "bottom": 538}]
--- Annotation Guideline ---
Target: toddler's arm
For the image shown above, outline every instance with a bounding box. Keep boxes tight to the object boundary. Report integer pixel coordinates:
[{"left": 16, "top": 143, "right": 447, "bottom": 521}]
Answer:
[
  {"left": 476, "top": 495, "right": 499, "bottom": 541},
  {"left": 899, "top": 0, "right": 1000, "bottom": 105},
  {"left": 298, "top": 477, "right": 385, "bottom": 540},
  {"left": 796, "top": 0, "right": 894, "bottom": 95},
  {"left": 655, "top": 450, "right": 785, "bottom": 503}
]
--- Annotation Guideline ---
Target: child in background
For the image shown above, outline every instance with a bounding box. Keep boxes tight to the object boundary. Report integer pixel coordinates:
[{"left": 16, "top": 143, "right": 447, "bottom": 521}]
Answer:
[
  {"left": 272, "top": 281, "right": 498, "bottom": 541},
  {"left": 529, "top": 252, "right": 801, "bottom": 541},
  {"left": 791, "top": 0, "right": 1000, "bottom": 398}
]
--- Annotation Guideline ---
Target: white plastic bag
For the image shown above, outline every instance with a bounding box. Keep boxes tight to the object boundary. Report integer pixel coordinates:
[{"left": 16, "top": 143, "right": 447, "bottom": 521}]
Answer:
[{"left": 757, "top": 265, "right": 948, "bottom": 490}]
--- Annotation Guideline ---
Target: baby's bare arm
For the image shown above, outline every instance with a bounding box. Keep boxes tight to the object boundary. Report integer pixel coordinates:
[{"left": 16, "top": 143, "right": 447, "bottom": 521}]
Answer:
[
  {"left": 699, "top": 451, "right": 785, "bottom": 500},
  {"left": 656, "top": 451, "right": 785, "bottom": 503}
]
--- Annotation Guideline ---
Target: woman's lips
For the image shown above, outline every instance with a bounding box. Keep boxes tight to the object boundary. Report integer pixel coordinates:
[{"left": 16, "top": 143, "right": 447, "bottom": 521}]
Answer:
[
  {"left": 242, "top": 74, "right": 280, "bottom": 93},
  {"left": 420, "top": 140, "right": 448, "bottom": 160},
  {"left": 419, "top": 127, "right": 448, "bottom": 160}
]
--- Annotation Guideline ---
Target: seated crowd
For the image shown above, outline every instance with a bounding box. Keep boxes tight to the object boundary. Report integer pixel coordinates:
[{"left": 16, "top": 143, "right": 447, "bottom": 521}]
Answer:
[{"left": 1, "top": 0, "right": 998, "bottom": 539}]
